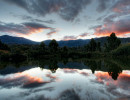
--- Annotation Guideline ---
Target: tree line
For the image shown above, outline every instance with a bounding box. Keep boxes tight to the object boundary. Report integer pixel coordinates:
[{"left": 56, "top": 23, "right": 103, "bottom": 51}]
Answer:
[{"left": 0, "top": 32, "right": 129, "bottom": 62}]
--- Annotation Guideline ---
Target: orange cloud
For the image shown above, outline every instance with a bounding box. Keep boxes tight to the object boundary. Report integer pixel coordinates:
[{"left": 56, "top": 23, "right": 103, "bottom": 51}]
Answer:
[
  {"left": 16, "top": 28, "right": 46, "bottom": 37},
  {"left": 113, "top": 8, "right": 122, "bottom": 13},
  {"left": 112, "top": 0, "right": 130, "bottom": 13},
  {"left": 0, "top": 22, "right": 52, "bottom": 37},
  {"left": 95, "top": 71, "right": 130, "bottom": 90},
  {"left": 46, "top": 28, "right": 59, "bottom": 38},
  {"left": 15, "top": 72, "right": 44, "bottom": 84},
  {"left": 0, "top": 72, "right": 51, "bottom": 89},
  {"left": 94, "top": 18, "right": 130, "bottom": 37}
]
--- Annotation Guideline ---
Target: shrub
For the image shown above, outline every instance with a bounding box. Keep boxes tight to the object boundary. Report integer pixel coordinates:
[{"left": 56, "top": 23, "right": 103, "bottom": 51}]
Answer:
[{"left": 112, "top": 43, "right": 130, "bottom": 56}]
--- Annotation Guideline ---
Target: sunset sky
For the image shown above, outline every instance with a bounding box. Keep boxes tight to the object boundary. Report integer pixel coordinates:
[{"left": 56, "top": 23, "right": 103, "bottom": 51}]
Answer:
[{"left": 0, "top": 0, "right": 130, "bottom": 41}]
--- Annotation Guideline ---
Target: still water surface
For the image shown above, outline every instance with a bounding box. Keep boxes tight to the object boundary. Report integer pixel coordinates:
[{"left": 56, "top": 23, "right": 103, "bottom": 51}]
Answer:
[{"left": 0, "top": 59, "right": 130, "bottom": 100}]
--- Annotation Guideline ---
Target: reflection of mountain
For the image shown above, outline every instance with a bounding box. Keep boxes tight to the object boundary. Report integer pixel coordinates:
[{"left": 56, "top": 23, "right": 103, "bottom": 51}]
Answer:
[
  {"left": 0, "top": 58, "right": 129, "bottom": 77},
  {"left": 58, "top": 62, "right": 89, "bottom": 69},
  {"left": 0, "top": 65, "right": 35, "bottom": 75}
]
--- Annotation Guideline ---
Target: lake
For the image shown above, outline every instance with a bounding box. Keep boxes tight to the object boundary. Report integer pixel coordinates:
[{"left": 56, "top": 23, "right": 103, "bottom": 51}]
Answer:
[{"left": 0, "top": 59, "right": 130, "bottom": 100}]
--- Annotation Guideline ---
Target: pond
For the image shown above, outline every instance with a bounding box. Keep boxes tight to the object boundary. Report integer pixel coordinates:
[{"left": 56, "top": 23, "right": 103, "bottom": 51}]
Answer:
[{"left": 0, "top": 59, "right": 130, "bottom": 100}]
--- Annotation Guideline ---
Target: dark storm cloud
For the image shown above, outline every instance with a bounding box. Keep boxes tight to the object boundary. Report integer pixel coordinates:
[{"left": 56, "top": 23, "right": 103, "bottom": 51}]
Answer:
[
  {"left": 92, "top": 0, "right": 130, "bottom": 37},
  {"left": 14, "top": 15, "right": 55, "bottom": 24},
  {"left": 0, "top": 21, "right": 52, "bottom": 35},
  {"left": 96, "top": 0, "right": 130, "bottom": 21},
  {"left": 4, "top": 0, "right": 29, "bottom": 9},
  {"left": 59, "top": 89, "right": 80, "bottom": 100},
  {"left": 27, "top": 89, "right": 80, "bottom": 100},
  {"left": 96, "top": 0, "right": 109, "bottom": 12},
  {"left": 23, "top": 22, "right": 50, "bottom": 29},
  {"left": 102, "top": 14, "right": 118, "bottom": 23},
  {"left": 27, "top": 95, "right": 51, "bottom": 100},
  {"left": 4, "top": 0, "right": 92, "bottom": 21},
  {"left": 22, "top": 82, "right": 48, "bottom": 88},
  {"left": 0, "top": 22, "right": 27, "bottom": 34},
  {"left": 112, "top": 0, "right": 130, "bottom": 13}
]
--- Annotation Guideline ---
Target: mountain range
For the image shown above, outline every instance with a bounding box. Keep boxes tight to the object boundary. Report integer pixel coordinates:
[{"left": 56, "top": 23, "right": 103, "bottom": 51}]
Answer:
[{"left": 0, "top": 35, "right": 130, "bottom": 47}]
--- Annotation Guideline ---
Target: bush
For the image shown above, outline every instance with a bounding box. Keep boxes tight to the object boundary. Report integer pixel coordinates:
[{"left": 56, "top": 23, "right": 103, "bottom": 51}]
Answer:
[
  {"left": 10, "top": 53, "right": 27, "bottom": 62},
  {"left": 112, "top": 43, "right": 130, "bottom": 57},
  {"left": 0, "top": 53, "right": 10, "bottom": 61}
]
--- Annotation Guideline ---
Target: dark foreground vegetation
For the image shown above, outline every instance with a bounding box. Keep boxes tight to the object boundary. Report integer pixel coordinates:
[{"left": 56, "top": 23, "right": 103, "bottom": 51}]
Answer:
[{"left": 0, "top": 33, "right": 130, "bottom": 62}]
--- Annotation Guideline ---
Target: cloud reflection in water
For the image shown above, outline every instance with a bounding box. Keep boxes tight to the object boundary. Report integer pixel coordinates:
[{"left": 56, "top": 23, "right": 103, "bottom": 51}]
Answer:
[{"left": 0, "top": 68, "right": 129, "bottom": 100}]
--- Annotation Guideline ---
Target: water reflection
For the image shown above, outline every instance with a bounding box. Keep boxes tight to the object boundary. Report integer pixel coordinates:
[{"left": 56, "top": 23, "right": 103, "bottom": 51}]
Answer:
[
  {"left": 0, "top": 67, "right": 129, "bottom": 100},
  {"left": 0, "top": 59, "right": 127, "bottom": 80},
  {"left": 84, "top": 60, "right": 101, "bottom": 74},
  {"left": 0, "top": 58, "right": 130, "bottom": 100},
  {"left": 95, "top": 71, "right": 130, "bottom": 97},
  {"left": 49, "top": 60, "right": 58, "bottom": 73}
]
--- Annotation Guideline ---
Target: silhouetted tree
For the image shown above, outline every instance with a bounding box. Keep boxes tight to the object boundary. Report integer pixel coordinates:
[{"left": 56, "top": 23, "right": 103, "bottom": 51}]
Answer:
[
  {"left": 39, "top": 41, "right": 46, "bottom": 51},
  {"left": 85, "top": 39, "right": 102, "bottom": 52},
  {"left": 86, "top": 44, "right": 90, "bottom": 52},
  {"left": 61, "top": 46, "right": 68, "bottom": 57},
  {"left": 97, "top": 42, "right": 101, "bottom": 51},
  {"left": 105, "top": 33, "right": 121, "bottom": 52},
  {"left": 89, "top": 38, "right": 97, "bottom": 52},
  {"left": 0, "top": 40, "right": 10, "bottom": 51},
  {"left": 49, "top": 39, "right": 59, "bottom": 52},
  {"left": 112, "top": 43, "right": 130, "bottom": 56}
]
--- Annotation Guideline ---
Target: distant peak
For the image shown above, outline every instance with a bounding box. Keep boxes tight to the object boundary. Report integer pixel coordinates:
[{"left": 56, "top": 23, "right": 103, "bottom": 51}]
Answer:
[
  {"left": 0, "top": 35, "right": 23, "bottom": 38},
  {"left": 1, "top": 35, "right": 10, "bottom": 37}
]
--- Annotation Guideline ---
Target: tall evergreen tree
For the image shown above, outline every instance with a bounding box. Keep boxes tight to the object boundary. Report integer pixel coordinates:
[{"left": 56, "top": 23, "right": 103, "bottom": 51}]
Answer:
[
  {"left": 49, "top": 39, "right": 59, "bottom": 52},
  {"left": 39, "top": 41, "right": 46, "bottom": 51},
  {"left": 106, "top": 33, "right": 121, "bottom": 51},
  {"left": 0, "top": 40, "right": 10, "bottom": 51},
  {"left": 97, "top": 42, "right": 101, "bottom": 51},
  {"left": 89, "top": 38, "right": 97, "bottom": 52}
]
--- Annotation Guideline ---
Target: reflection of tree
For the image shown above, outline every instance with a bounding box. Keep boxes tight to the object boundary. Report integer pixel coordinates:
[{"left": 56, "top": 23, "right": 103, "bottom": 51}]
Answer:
[
  {"left": 84, "top": 59, "right": 123, "bottom": 80},
  {"left": 108, "top": 66, "right": 122, "bottom": 80},
  {"left": 105, "top": 61, "right": 122, "bottom": 80},
  {"left": 49, "top": 60, "right": 58, "bottom": 73},
  {"left": 0, "top": 62, "right": 8, "bottom": 69},
  {"left": 62, "top": 59, "right": 68, "bottom": 65},
  {"left": 39, "top": 62, "right": 46, "bottom": 70},
  {"left": 84, "top": 60, "right": 102, "bottom": 74}
]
